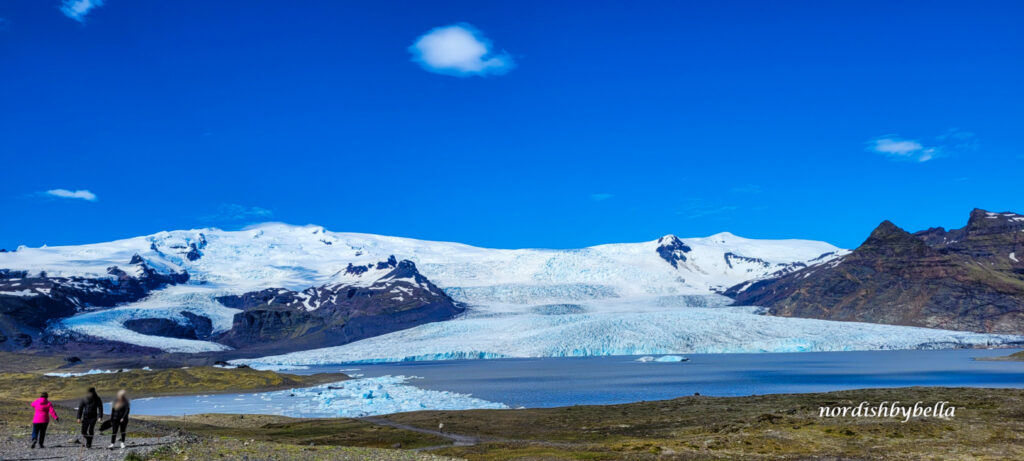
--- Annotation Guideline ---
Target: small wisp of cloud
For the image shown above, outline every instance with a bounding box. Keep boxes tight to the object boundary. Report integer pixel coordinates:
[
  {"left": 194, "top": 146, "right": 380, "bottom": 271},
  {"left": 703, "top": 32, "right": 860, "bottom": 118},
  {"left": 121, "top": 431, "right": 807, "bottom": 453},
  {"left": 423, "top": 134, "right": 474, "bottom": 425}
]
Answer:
[
  {"left": 409, "top": 24, "right": 514, "bottom": 77},
  {"left": 868, "top": 130, "right": 976, "bottom": 163},
  {"left": 590, "top": 193, "right": 614, "bottom": 202},
  {"left": 45, "top": 189, "right": 97, "bottom": 201},
  {"left": 60, "top": 0, "right": 104, "bottom": 23},
  {"left": 870, "top": 138, "right": 935, "bottom": 162}
]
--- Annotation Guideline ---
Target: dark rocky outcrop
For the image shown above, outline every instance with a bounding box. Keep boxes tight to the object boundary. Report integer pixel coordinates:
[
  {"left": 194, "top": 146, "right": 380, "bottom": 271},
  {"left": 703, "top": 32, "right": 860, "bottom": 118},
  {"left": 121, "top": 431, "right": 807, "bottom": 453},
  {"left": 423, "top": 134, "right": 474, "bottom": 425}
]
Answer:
[
  {"left": 123, "top": 312, "right": 213, "bottom": 340},
  {"left": 0, "top": 256, "right": 189, "bottom": 351},
  {"left": 656, "top": 235, "right": 692, "bottom": 268},
  {"left": 726, "top": 209, "right": 1024, "bottom": 334},
  {"left": 723, "top": 252, "right": 771, "bottom": 270},
  {"left": 215, "top": 257, "right": 463, "bottom": 354}
]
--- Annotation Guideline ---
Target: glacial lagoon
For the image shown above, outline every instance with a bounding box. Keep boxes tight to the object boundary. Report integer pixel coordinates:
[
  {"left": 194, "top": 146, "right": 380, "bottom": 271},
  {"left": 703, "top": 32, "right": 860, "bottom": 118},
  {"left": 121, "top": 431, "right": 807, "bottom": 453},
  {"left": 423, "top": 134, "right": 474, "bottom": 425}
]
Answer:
[{"left": 128, "top": 348, "right": 1024, "bottom": 418}]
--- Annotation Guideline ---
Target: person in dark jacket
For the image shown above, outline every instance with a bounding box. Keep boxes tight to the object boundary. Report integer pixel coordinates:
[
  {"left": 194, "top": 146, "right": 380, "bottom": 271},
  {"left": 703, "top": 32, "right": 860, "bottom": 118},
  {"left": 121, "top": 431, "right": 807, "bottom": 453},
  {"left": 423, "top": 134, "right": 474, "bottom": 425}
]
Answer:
[
  {"left": 76, "top": 387, "right": 103, "bottom": 448},
  {"left": 107, "top": 389, "right": 130, "bottom": 449}
]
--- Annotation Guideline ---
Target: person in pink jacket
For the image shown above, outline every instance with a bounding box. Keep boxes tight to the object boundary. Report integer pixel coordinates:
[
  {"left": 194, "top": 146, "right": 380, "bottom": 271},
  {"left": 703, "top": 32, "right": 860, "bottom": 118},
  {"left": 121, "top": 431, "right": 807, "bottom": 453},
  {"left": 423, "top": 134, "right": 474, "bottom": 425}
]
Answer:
[{"left": 30, "top": 392, "right": 59, "bottom": 449}]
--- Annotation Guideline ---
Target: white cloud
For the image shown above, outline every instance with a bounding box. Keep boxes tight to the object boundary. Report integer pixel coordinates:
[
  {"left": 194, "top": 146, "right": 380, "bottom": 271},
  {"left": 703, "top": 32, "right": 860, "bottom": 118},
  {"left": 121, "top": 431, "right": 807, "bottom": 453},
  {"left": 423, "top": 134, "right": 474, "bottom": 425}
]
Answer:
[
  {"left": 409, "top": 24, "right": 514, "bottom": 77},
  {"left": 868, "top": 130, "right": 976, "bottom": 163},
  {"left": 45, "top": 189, "right": 97, "bottom": 201},
  {"left": 61, "top": 0, "right": 104, "bottom": 23},
  {"left": 590, "top": 193, "right": 614, "bottom": 201},
  {"left": 869, "top": 137, "right": 937, "bottom": 162}
]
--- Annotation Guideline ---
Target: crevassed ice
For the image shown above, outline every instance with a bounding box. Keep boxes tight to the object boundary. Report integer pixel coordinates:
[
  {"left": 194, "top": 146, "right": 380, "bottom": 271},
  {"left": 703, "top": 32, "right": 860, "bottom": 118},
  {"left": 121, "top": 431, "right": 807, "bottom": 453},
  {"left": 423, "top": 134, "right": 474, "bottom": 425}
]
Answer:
[{"left": 238, "top": 300, "right": 1024, "bottom": 366}]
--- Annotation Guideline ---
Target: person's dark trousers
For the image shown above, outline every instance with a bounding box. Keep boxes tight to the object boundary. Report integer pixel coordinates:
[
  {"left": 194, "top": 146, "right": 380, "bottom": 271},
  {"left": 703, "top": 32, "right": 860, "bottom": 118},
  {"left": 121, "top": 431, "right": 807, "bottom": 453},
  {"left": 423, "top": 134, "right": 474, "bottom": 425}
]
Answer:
[
  {"left": 31, "top": 422, "right": 48, "bottom": 447},
  {"left": 111, "top": 420, "right": 127, "bottom": 444},
  {"left": 81, "top": 420, "right": 97, "bottom": 447}
]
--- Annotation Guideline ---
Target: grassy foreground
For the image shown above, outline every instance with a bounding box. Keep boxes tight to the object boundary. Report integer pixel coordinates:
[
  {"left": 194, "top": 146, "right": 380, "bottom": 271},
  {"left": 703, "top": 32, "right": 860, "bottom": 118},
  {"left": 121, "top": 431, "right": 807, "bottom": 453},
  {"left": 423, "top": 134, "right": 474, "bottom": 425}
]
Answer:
[
  {"left": 142, "top": 413, "right": 450, "bottom": 449},
  {"left": 130, "top": 387, "right": 1024, "bottom": 460},
  {"left": 384, "top": 387, "right": 1024, "bottom": 460},
  {"left": 0, "top": 366, "right": 347, "bottom": 401},
  {"left": 3, "top": 365, "right": 1022, "bottom": 459}
]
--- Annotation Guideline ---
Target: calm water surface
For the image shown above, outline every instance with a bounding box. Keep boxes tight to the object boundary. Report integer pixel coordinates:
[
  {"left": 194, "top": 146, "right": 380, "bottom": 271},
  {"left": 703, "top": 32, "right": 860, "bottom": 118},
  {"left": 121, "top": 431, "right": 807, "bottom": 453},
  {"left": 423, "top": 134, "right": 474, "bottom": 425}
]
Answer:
[{"left": 134, "top": 348, "right": 1024, "bottom": 416}]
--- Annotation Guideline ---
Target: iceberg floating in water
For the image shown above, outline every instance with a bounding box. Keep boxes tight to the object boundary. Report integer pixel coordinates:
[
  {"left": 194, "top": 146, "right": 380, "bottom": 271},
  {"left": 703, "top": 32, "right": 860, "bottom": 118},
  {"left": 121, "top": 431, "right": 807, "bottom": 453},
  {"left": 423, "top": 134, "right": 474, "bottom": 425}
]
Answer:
[
  {"left": 259, "top": 375, "right": 507, "bottom": 417},
  {"left": 654, "top": 355, "right": 687, "bottom": 362}
]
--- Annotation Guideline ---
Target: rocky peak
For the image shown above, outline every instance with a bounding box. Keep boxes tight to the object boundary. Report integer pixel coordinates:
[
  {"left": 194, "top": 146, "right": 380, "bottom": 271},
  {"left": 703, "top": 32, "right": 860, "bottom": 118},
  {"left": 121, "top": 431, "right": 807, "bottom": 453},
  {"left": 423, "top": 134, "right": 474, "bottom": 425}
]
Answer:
[
  {"left": 853, "top": 221, "right": 937, "bottom": 260},
  {"left": 913, "top": 226, "right": 955, "bottom": 247},
  {"left": 965, "top": 209, "right": 1024, "bottom": 235},
  {"left": 344, "top": 255, "right": 400, "bottom": 277},
  {"left": 656, "top": 235, "right": 692, "bottom": 268},
  {"left": 375, "top": 259, "right": 431, "bottom": 287},
  {"left": 376, "top": 255, "right": 398, "bottom": 270}
]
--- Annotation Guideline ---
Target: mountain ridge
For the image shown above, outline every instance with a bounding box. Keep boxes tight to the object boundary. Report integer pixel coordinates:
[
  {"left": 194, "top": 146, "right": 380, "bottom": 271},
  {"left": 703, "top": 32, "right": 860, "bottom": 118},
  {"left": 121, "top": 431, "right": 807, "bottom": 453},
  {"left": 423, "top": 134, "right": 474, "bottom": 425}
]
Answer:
[{"left": 726, "top": 208, "right": 1024, "bottom": 334}]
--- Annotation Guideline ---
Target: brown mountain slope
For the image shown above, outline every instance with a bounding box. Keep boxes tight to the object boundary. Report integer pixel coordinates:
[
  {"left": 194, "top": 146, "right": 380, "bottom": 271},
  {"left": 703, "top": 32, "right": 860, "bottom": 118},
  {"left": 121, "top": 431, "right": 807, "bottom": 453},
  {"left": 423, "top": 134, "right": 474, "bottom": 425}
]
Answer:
[{"left": 725, "top": 209, "right": 1024, "bottom": 334}]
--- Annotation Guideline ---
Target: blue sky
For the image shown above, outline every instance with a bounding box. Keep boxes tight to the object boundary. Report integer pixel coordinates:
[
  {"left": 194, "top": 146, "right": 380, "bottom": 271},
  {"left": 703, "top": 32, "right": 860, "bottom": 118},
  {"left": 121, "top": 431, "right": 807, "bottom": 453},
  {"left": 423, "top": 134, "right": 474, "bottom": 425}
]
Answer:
[{"left": 1, "top": 1, "right": 1021, "bottom": 250}]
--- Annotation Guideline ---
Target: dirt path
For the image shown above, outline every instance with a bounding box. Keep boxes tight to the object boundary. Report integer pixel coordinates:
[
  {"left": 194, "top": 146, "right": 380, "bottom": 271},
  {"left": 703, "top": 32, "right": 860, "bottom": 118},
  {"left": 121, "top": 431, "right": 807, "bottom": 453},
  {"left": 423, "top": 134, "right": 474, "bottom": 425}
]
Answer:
[
  {"left": 0, "top": 435, "right": 181, "bottom": 461},
  {"left": 360, "top": 416, "right": 481, "bottom": 450}
]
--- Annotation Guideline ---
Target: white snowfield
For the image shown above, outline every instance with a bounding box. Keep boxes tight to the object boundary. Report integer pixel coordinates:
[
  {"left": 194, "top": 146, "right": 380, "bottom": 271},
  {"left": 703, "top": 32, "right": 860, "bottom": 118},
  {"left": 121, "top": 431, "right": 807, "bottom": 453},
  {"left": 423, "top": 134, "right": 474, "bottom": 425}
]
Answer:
[
  {"left": 4, "top": 223, "right": 1022, "bottom": 357},
  {"left": 2, "top": 223, "right": 841, "bottom": 295}
]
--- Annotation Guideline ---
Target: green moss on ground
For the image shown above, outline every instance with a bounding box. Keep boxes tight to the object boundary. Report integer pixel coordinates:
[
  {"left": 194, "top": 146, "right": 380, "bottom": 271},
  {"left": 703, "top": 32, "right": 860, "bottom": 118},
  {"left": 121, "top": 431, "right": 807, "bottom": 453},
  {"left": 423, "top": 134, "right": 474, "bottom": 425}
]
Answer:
[
  {"left": 141, "top": 413, "right": 450, "bottom": 450},
  {"left": 145, "top": 438, "right": 456, "bottom": 460},
  {"left": 0, "top": 366, "right": 347, "bottom": 401},
  {"left": 380, "top": 387, "right": 1024, "bottom": 460},
  {"left": 975, "top": 350, "right": 1024, "bottom": 361}
]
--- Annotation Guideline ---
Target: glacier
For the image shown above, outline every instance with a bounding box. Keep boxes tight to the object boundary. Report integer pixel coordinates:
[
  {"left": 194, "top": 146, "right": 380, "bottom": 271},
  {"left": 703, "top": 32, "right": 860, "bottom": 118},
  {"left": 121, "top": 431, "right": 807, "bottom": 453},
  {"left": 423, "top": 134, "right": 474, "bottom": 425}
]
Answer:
[
  {"left": 0, "top": 223, "right": 849, "bottom": 353},
  {"left": 6, "top": 222, "right": 1021, "bottom": 361},
  {"left": 237, "top": 298, "right": 1024, "bottom": 367}
]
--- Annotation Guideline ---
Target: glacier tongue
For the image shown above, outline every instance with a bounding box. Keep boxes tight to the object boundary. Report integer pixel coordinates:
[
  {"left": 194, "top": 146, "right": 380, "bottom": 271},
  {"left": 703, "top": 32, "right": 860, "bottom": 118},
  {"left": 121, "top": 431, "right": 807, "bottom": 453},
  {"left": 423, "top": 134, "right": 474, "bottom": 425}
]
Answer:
[
  {"left": 238, "top": 298, "right": 1024, "bottom": 366},
  {"left": 55, "top": 285, "right": 239, "bottom": 353}
]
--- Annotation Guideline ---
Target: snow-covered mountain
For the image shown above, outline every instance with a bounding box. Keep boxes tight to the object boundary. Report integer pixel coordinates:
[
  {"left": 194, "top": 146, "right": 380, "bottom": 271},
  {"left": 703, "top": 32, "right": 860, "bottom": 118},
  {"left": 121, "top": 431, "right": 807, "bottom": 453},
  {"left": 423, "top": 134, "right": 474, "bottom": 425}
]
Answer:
[
  {"left": 2, "top": 222, "right": 1021, "bottom": 359},
  {"left": 1, "top": 224, "right": 841, "bottom": 298}
]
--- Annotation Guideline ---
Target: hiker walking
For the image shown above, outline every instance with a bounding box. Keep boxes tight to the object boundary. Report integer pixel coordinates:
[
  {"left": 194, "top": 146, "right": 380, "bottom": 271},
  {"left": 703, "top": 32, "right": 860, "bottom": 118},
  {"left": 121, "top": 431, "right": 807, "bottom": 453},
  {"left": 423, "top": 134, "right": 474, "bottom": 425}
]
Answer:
[
  {"left": 106, "top": 389, "right": 131, "bottom": 449},
  {"left": 29, "top": 391, "right": 59, "bottom": 449},
  {"left": 76, "top": 387, "right": 104, "bottom": 448}
]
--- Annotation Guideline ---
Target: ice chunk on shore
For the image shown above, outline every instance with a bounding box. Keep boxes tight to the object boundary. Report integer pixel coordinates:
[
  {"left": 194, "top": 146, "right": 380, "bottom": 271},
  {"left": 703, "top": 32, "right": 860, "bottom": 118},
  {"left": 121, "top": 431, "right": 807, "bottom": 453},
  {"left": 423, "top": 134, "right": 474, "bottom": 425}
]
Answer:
[
  {"left": 285, "top": 375, "right": 508, "bottom": 417},
  {"left": 44, "top": 369, "right": 118, "bottom": 378},
  {"left": 132, "top": 375, "right": 508, "bottom": 418}
]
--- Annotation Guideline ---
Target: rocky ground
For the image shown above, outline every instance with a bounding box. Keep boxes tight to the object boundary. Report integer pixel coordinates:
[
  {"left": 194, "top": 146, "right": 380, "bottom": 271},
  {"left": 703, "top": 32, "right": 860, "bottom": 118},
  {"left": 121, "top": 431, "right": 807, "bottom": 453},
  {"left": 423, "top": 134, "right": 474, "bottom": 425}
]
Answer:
[{"left": 0, "top": 434, "right": 182, "bottom": 461}]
